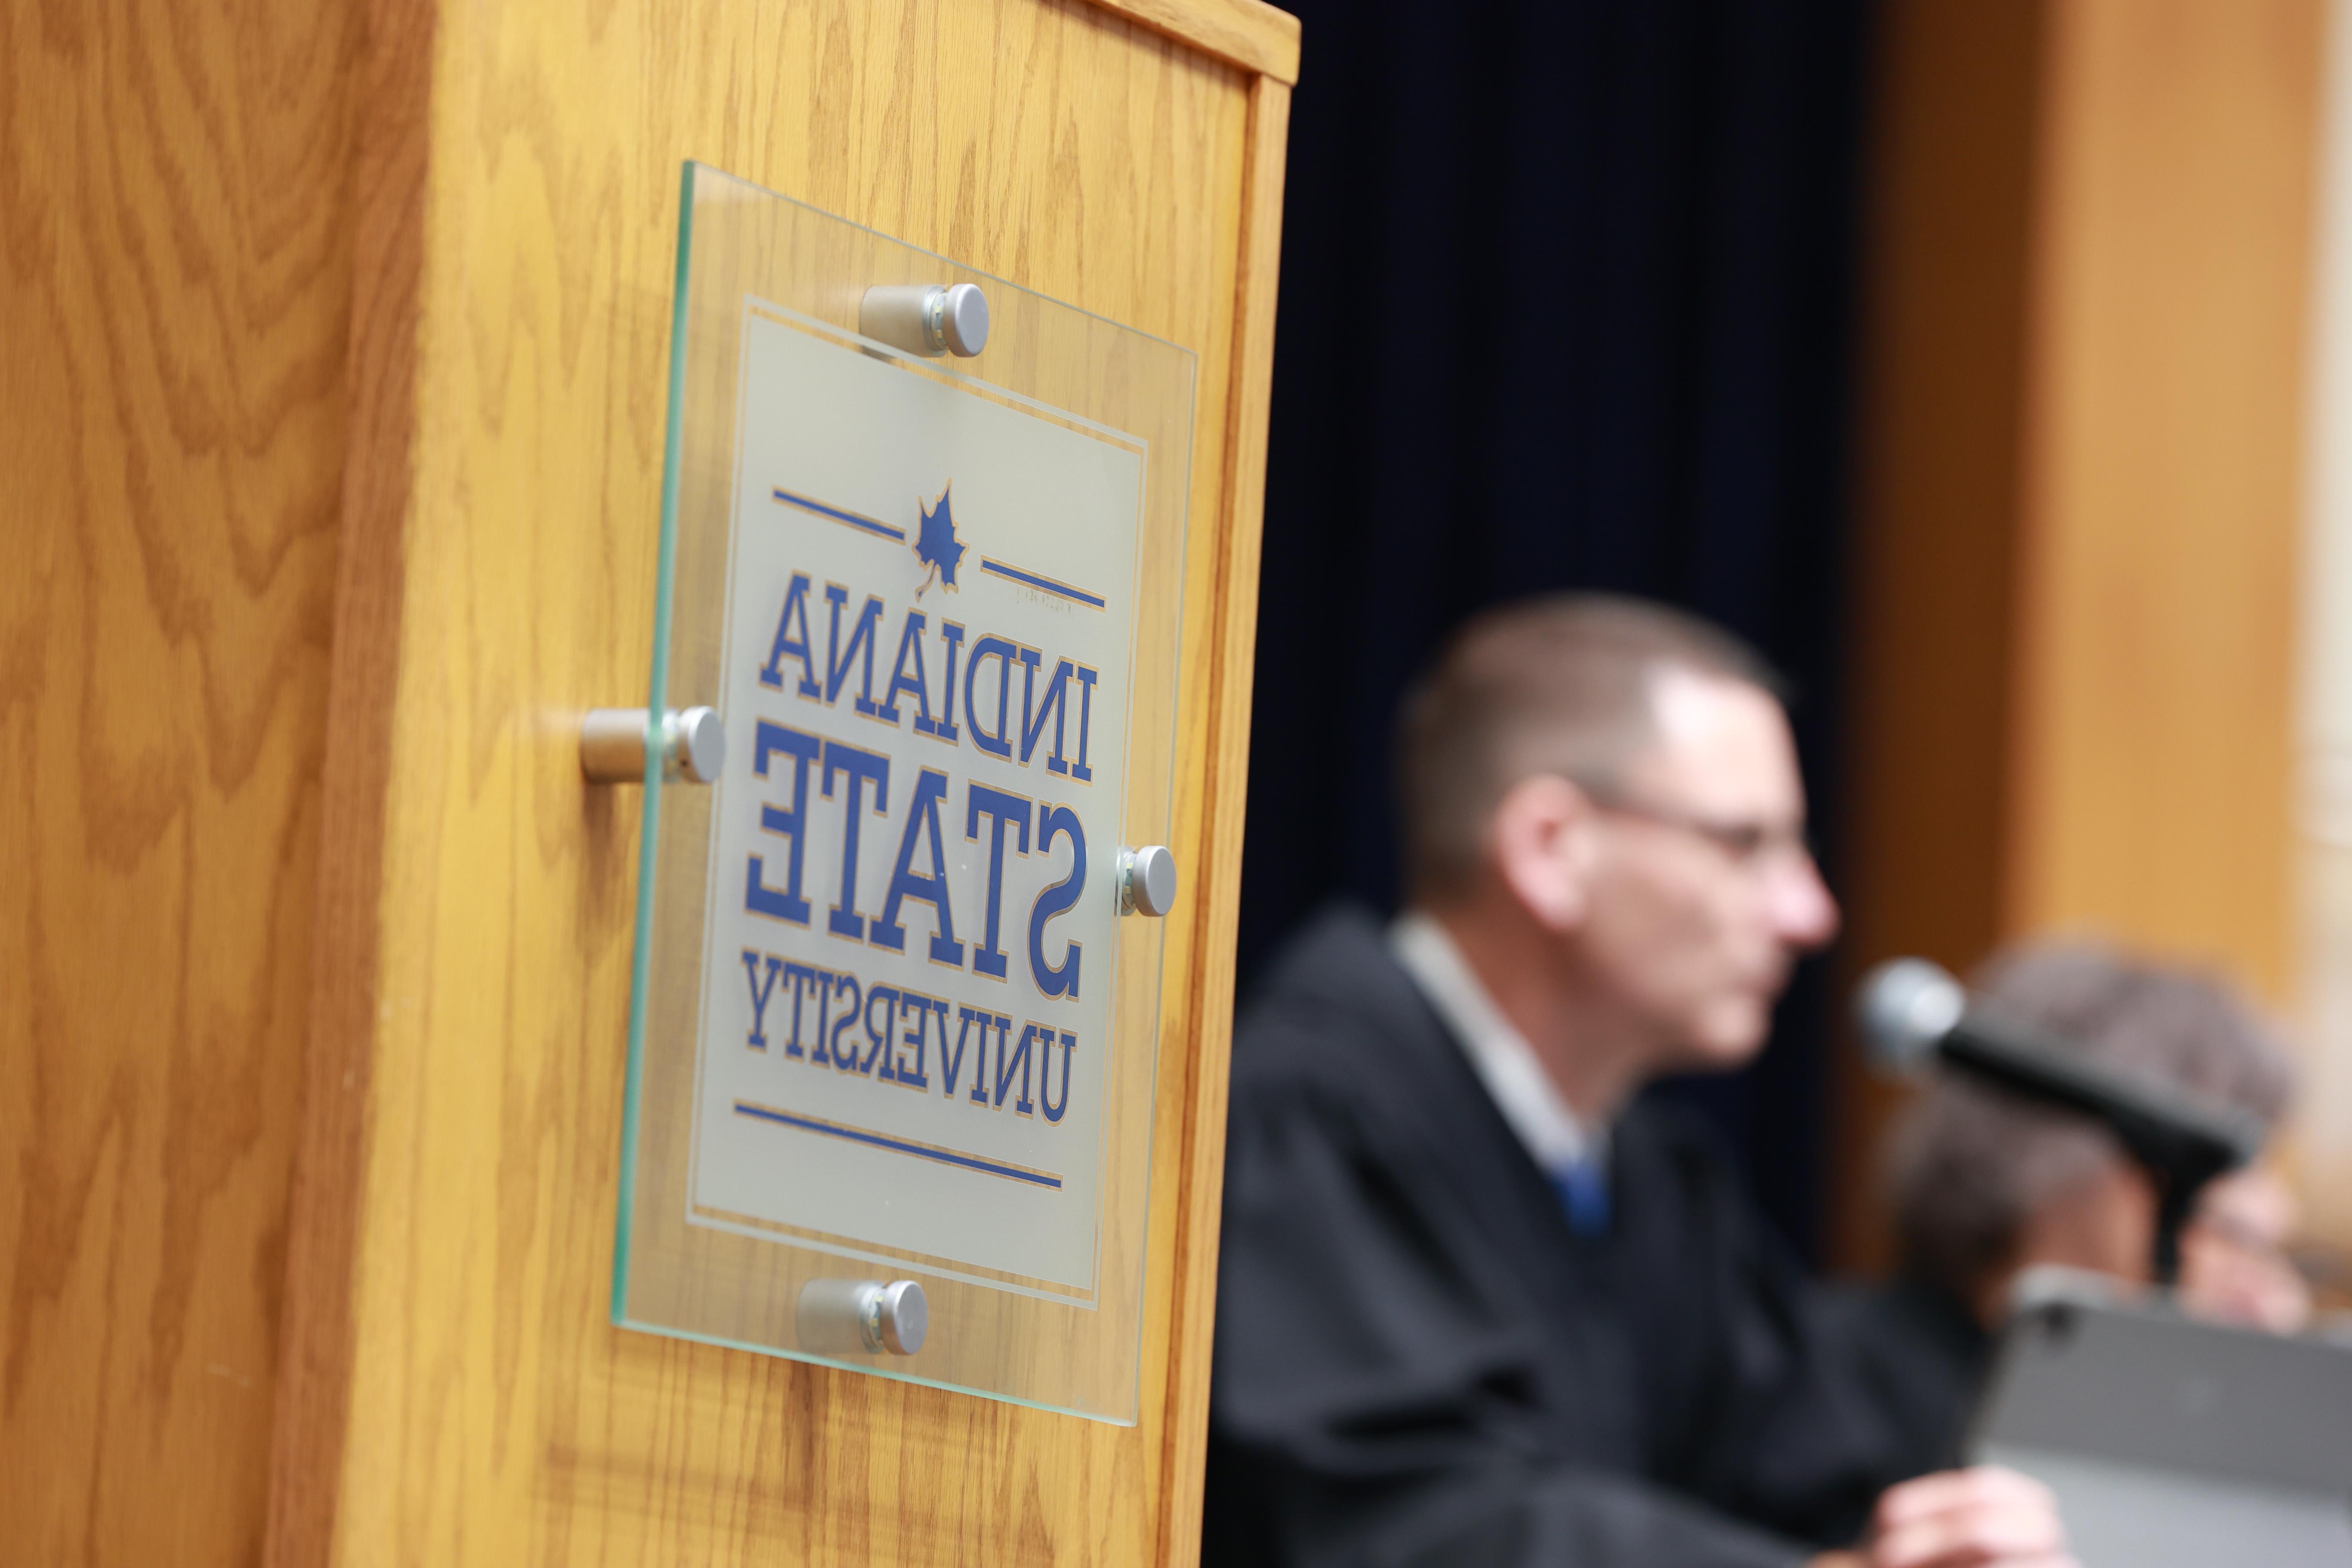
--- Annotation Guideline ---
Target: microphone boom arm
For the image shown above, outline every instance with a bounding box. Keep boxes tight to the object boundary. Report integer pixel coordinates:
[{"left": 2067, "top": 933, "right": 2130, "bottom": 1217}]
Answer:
[{"left": 1936, "top": 1014, "right": 2263, "bottom": 1286}]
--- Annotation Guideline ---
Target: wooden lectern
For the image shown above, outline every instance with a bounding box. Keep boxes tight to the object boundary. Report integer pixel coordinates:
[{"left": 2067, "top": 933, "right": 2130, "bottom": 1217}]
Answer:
[{"left": 1, "top": 0, "right": 1296, "bottom": 1562}]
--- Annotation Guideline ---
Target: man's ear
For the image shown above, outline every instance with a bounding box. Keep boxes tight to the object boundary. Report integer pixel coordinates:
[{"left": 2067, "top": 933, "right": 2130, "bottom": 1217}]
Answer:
[{"left": 1486, "top": 774, "right": 1598, "bottom": 934}]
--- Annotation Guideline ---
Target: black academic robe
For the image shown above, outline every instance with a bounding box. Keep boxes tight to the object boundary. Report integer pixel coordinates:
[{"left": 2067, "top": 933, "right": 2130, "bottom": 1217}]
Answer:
[
  {"left": 1204, "top": 907, "right": 1889, "bottom": 1568},
  {"left": 1814, "top": 1277, "right": 1993, "bottom": 1487}
]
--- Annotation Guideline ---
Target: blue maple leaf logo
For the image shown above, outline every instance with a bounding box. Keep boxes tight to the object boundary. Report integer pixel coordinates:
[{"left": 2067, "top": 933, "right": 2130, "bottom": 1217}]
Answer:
[{"left": 913, "top": 484, "right": 966, "bottom": 597}]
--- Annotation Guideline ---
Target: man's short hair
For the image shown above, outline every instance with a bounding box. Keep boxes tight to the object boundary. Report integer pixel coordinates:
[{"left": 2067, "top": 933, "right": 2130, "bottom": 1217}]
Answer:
[
  {"left": 1393, "top": 594, "right": 1786, "bottom": 900},
  {"left": 1888, "top": 943, "right": 2296, "bottom": 1299}
]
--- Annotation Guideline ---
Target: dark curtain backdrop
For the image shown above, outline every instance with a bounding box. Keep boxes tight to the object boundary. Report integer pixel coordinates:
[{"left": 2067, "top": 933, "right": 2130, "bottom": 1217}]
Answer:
[{"left": 1237, "top": 0, "right": 1872, "bottom": 1261}]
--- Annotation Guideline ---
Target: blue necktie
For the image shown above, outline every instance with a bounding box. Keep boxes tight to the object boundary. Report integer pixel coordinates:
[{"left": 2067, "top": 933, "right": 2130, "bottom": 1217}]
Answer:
[{"left": 1551, "top": 1158, "right": 1610, "bottom": 1237}]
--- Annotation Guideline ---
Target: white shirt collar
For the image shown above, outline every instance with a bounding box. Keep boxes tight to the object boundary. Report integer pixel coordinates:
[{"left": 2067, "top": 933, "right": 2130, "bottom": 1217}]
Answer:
[{"left": 1389, "top": 912, "right": 1599, "bottom": 1172}]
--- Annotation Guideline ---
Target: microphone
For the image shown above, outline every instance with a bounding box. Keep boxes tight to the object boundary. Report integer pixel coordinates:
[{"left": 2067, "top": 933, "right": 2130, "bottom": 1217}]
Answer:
[{"left": 1855, "top": 957, "right": 2265, "bottom": 1285}]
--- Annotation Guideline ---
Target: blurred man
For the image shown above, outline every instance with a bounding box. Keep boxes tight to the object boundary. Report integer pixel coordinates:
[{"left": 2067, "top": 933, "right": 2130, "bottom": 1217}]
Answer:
[
  {"left": 1828, "top": 944, "right": 2306, "bottom": 1485},
  {"left": 1206, "top": 597, "right": 2072, "bottom": 1568}
]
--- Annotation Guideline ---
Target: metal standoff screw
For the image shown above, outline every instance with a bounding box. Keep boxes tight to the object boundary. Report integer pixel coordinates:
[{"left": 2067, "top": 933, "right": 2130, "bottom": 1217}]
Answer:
[
  {"left": 578, "top": 706, "right": 726, "bottom": 785},
  {"left": 796, "top": 1277, "right": 928, "bottom": 1357},
  {"left": 1120, "top": 845, "right": 1178, "bottom": 917},
  {"left": 859, "top": 283, "right": 989, "bottom": 358}
]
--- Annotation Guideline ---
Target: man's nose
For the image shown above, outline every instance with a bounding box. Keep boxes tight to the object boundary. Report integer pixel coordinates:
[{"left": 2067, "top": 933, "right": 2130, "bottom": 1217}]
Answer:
[{"left": 1769, "top": 852, "right": 1841, "bottom": 949}]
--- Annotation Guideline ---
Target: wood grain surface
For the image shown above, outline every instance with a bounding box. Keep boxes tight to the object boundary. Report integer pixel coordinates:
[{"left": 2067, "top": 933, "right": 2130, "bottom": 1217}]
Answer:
[
  {"left": 0, "top": 0, "right": 361, "bottom": 1561},
  {"left": 2007, "top": 0, "right": 2321, "bottom": 995},
  {"left": 1091, "top": 0, "right": 1299, "bottom": 82},
  {"left": 1155, "top": 71, "right": 1289, "bottom": 1568},
  {"left": 1834, "top": 0, "right": 2046, "bottom": 1274},
  {"left": 265, "top": 0, "right": 435, "bottom": 1561},
  {"left": 266, "top": 0, "right": 1286, "bottom": 1563}
]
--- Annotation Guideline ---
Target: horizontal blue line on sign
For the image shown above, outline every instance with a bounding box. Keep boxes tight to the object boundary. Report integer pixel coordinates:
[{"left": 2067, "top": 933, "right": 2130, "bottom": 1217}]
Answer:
[
  {"left": 978, "top": 557, "right": 1106, "bottom": 609},
  {"left": 773, "top": 487, "right": 906, "bottom": 543},
  {"left": 732, "top": 1100, "right": 1064, "bottom": 1189}
]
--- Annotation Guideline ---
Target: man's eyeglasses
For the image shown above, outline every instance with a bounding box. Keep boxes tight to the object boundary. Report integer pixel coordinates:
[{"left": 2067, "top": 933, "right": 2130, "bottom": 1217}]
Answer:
[{"left": 1571, "top": 784, "right": 1818, "bottom": 870}]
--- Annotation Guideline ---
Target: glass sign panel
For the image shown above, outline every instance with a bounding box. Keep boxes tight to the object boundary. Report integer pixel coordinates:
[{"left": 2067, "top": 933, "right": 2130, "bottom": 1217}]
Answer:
[{"left": 614, "top": 163, "right": 1194, "bottom": 1424}]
